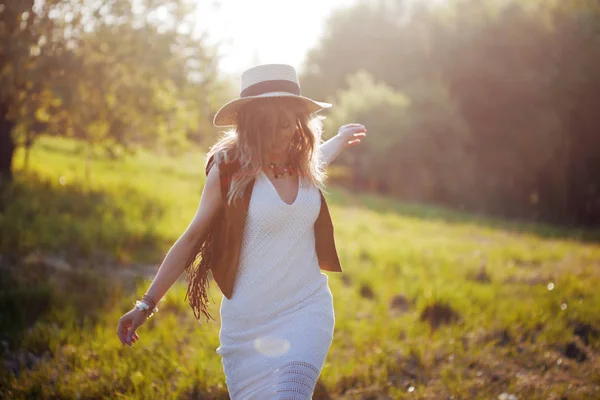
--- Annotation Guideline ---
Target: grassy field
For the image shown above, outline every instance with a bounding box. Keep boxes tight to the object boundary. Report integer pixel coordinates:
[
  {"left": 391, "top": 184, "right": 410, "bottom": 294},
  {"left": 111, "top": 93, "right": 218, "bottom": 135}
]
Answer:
[{"left": 1, "top": 137, "right": 599, "bottom": 399}]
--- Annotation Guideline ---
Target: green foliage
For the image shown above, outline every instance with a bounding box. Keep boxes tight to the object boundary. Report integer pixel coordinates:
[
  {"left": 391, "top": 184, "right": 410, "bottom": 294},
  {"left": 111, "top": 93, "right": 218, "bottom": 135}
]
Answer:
[
  {"left": 1, "top": 0, "right": 229, "bottom": 182},
  {"left": 325, "top": 70, "right": 474, "bottom": 204},
  {"left": 304, "top": 0, "right": 600, "bottom": 226},
  {"left": 324, "top": 70, "right": 410, "bottom": 181}
]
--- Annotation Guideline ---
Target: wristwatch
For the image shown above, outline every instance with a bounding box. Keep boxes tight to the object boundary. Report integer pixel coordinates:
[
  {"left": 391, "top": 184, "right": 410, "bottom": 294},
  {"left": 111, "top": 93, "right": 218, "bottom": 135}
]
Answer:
[{"left": 134, "top": 300, "right": 159, "bottom": 316}]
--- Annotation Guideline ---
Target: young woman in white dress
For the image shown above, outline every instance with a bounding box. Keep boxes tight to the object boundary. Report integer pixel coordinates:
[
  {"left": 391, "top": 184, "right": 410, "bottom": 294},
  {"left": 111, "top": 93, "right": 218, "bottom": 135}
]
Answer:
[{"left": 117, "top": 64, "right": 367, "bottom": 399}]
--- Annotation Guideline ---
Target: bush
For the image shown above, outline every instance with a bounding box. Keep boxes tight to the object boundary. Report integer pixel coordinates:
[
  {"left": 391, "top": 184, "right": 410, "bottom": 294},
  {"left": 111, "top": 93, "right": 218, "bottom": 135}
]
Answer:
[{"left": 324, "top": 70, "right": 475, "bottom": 206}]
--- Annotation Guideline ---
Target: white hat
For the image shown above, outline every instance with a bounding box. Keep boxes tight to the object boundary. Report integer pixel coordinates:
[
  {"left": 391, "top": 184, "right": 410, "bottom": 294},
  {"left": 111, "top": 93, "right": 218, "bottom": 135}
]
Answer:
[{"left": 213, "top": 63, "right": 332, "bottom": 127}]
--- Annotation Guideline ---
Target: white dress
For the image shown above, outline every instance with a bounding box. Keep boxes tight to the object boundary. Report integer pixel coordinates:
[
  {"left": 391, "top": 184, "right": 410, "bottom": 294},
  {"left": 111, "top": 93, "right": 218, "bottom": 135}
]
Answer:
[{"left": 216, "top": 170, "right": 335, "bottom": 399}]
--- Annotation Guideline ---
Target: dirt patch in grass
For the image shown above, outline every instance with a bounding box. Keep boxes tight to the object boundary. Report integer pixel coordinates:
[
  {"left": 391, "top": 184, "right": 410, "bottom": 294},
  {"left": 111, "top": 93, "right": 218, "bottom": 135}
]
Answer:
[
  {"left": 419, "top": 301, "right": 461, "bottom": 330},
  {"left": 388, "top": 294, "right": 414, "bottom": 316},
  {"left": 359, "top": 282, "right": 375, "bottom": 300}
]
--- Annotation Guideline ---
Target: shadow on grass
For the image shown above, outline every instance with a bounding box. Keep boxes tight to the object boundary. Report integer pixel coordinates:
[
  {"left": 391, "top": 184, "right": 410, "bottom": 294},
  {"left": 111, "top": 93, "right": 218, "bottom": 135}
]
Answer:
[
  {"left": 327, "top": 186, "right": 600, "bottom": 243},
  {"left": 0, "top": 171, "right": 168, "bottom": 373},
  {"left": 0, "top": 261, "right": 151, "bottom": 394},
  {"left": 0, "top": 171, "right": 168, "bottom": 263},
  {"left": 0, "top": 263, "right": 131, "bottom": 350}
]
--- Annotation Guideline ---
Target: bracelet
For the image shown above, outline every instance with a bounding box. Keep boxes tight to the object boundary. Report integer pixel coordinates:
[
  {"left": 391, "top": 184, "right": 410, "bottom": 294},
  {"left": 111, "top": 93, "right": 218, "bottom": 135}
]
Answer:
[
  {"left": 134, "top": 300, "right": 159, "bottom": 318},
  {"left": 142, "top": 294, "right": 157, "bottom": 309}
]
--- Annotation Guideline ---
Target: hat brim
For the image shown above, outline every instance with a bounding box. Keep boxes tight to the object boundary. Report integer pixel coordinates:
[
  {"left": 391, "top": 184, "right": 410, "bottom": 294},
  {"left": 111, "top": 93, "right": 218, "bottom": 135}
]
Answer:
[{"left": 212, "top": 92, "right": 332, "bottom": 127}]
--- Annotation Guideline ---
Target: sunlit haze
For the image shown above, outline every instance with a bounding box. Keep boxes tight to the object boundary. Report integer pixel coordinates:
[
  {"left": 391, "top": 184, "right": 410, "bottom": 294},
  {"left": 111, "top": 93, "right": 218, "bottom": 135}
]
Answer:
[
  {"left": 196, "top": 0, "right": 357, "bottom": 76},
  {"left": 196, "top": 0, "right": 448, "bottom": 77}
]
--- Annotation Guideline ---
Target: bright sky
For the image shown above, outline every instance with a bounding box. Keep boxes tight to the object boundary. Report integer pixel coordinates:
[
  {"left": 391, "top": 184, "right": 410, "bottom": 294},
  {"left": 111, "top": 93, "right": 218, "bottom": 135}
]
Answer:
[{"left": 195, "top": 0, "right": 357, "bottom": 77}]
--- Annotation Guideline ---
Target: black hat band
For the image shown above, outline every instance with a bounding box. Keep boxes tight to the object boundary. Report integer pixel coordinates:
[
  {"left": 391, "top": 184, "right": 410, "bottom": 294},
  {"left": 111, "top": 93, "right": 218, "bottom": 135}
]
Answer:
[{"left": 241, "top": 80, "right": 300, "bottom": 98}]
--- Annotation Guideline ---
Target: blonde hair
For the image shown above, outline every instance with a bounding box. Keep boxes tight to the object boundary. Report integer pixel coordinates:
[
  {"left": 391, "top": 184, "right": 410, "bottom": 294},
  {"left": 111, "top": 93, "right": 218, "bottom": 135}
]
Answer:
[{"left": 207, "top": 97, "right": 327, "bottom": 204}]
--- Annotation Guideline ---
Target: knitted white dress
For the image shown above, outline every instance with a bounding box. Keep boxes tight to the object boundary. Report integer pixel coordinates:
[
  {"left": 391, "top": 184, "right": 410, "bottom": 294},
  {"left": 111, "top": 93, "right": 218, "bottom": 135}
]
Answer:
[{"left": 215, "top": 170, "right": 335, "bottom": 399}]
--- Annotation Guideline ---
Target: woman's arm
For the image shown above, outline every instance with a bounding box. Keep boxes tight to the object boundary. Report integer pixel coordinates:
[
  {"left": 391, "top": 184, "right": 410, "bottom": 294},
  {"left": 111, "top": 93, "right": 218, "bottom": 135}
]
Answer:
[
  {"left": 319, "top": 123, "right": 367, "bottom": 167},
  {"left": 142, "top": 163, "right": 223, "bottom": 306},
  {"left": 117, "top": 163, "right": 223, "bottom": 346}
]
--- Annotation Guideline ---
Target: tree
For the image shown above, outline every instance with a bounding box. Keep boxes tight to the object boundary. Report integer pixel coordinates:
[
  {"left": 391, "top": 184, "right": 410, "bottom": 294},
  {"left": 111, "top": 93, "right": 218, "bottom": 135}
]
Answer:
[
  {"left": 325, "top": 70, "right": 473, "bottom": 206},
  {"left": 1, "top": 0, "right": 225, "bottom": 184},
  {"left": 0, "top": 0, "right": 60, "bottom": 183},
  {"left": 301, "top": 0, "right": 600, "bottom": 226}
]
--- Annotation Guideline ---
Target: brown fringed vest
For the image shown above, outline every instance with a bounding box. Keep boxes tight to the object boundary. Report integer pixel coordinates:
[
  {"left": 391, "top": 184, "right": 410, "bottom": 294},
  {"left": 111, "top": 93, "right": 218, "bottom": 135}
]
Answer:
[{"left": 184, "top": 155, "right": 343, "bottom": 322}]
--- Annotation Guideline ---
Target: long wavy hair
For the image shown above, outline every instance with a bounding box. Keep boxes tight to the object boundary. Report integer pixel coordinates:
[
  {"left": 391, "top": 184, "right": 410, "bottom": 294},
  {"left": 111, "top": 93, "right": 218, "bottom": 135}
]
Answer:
[{"left": 206, "top": 97, "right": 327, "bottom": 204}]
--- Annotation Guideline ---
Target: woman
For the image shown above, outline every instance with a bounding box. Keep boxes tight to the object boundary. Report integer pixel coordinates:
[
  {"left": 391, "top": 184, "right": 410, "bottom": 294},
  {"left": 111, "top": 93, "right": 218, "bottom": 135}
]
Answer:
[{"left": 117, "top": 64, "right": 366, "bottom": 399}]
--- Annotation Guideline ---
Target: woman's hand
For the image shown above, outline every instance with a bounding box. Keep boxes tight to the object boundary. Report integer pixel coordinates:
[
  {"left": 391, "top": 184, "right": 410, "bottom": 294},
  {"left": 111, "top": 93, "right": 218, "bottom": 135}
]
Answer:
[
  {"left": 337, "top": 123, "right": 367, "bottom": 149},
  {"left": 117, "top": 307, "right": 148, "bottom": 346},
  {"left": 320, "top": 123, "right": 367, "bottom": 167}
]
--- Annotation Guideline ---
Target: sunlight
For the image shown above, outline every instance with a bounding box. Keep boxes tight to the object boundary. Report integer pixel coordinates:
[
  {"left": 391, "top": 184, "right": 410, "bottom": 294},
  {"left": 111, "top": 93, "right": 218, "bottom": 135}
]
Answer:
[
  {"left": 196, "top": 0, "right": 356, "bottom": 75},
  {"left": 197, "top": 0, "right": 449, "bottom": 76}
]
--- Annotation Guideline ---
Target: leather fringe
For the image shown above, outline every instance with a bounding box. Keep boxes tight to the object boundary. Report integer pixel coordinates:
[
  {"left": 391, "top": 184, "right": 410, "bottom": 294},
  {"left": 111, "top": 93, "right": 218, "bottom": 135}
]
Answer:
[{"left": 184, "top": 228, "right": 216, "bottom": 323}]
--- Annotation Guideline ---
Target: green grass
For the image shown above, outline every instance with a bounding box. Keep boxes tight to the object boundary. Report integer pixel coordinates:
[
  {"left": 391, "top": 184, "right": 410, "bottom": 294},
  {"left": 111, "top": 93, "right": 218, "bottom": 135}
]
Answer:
[{"left": 1, "top": 137, "right": 599, "bottom": 399}]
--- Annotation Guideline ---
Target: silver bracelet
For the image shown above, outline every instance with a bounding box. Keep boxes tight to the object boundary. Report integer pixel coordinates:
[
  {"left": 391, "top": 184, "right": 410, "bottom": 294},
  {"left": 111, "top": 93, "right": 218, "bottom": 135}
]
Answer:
[{"left": 134, "top": 300, "right": 159, "bottom": 317}]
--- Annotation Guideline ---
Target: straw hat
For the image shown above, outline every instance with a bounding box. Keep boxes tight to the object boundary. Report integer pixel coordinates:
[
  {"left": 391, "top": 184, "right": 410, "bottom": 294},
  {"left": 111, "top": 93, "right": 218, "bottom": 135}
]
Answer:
[{"left": 213, "top": 63, "right": 332, "bottom": 127}]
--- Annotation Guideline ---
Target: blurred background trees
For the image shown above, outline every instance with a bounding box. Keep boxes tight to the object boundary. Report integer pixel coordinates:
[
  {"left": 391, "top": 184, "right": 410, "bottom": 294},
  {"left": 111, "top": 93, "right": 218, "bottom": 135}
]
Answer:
[
  {"left": 304, "top": 0, "right": 600, "bottom": 227},
  {"left": 1, "top": 0, "right": 232, "bottom": 182}
]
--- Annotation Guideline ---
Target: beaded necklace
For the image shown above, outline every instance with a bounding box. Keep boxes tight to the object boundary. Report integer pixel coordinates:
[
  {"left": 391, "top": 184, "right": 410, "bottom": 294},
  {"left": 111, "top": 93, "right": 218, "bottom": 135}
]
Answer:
[{"left": 267, "top": 162, "right": 297, "bottom": 179}]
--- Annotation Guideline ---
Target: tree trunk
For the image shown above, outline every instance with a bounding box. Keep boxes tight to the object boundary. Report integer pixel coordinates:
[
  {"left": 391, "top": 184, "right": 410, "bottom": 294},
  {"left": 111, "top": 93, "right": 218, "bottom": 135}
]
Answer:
[
  {"left": 24, "top": 145, "right": 30, "bottom": 171},
  {"left": 0, "top": 102, "right": 16, "bottom": 185},
  {"left": 23, "top": 133, "right": 34, "bottom": 171}
]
